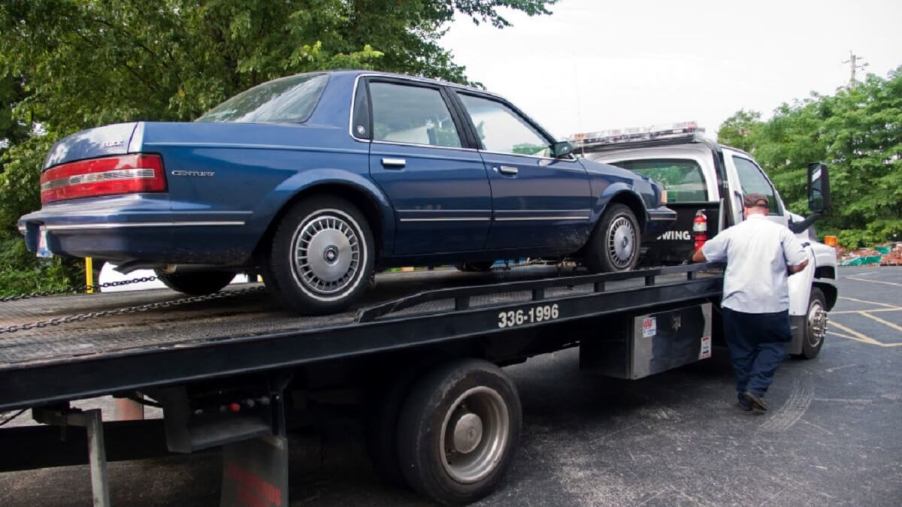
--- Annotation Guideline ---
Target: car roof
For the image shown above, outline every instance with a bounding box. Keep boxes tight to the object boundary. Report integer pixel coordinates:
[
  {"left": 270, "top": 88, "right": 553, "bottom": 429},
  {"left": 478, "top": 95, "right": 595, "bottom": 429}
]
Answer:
[{"left": 316, "top": 69, "right": 500, "bottom": 98}]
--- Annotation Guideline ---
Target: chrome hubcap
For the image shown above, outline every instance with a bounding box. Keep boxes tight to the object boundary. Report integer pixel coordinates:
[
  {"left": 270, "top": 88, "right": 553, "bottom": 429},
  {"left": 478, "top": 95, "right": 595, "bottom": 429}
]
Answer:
[
  {"left": 292, "top": 214, "right": 361, "bottom": 296},
  {"left": 440, "top": 387, "right": 509, "bottom": 484},
  {"left": 807, "top": 301, "right": 827, "bottom": 347},
  {"left": 607, "top": 216, "right": 636, "bottom": 269}
]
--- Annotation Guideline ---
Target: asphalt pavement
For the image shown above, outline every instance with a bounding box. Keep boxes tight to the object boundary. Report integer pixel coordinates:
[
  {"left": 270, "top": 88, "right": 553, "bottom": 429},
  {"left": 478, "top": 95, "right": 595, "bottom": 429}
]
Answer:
[{"left": 1, "top": 266, "right": 900, "bottom": 506}]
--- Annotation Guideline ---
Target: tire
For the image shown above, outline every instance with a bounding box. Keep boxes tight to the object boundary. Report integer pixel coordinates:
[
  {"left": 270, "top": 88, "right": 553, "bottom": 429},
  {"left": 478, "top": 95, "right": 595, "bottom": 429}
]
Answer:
[
  {"left": 584, "top": 203, "right": 640, "bottom": 273},
  {"left": 365, "top": 368, "right": 423, "bottom": 488},
  {"left": 263, "top": 195, "right": 374, "bottom": 315},
  {"left": 800, "top": 287, "right": 828, "bottom": 359},
  {"left": 154, "top": 269, "right": 235, "bottom": 296},
  {"left": 397, "top": 359, "right": 522, "bottom": 505},
  {"left": 455, "top": 261, "right": 495, "bottom": 273}
]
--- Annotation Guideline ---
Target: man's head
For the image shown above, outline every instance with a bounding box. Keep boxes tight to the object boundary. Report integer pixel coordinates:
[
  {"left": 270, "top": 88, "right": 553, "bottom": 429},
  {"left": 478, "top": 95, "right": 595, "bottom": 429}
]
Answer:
[{"left": 743, "top": 193, "right": 769, "bottom": 217}]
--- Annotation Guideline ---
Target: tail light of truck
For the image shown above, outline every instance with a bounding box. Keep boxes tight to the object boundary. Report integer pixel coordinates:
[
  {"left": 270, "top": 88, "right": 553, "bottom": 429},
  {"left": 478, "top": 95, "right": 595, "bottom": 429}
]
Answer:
[{"left": 40, "top": 154, "right": 166, "bottom": 204}]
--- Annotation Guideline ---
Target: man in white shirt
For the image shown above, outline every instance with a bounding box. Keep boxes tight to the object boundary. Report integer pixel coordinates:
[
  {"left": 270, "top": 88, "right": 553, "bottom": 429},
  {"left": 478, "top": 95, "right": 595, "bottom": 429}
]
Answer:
[{"left": 692, "top": 193, "right": 809, "bottom": 412}]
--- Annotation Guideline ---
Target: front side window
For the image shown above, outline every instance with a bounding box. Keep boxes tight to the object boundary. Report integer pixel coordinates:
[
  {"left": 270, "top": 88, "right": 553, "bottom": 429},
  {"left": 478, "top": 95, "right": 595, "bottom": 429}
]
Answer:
[
  {"left": 733, "top": 156, "right": 781, "bottom": 214},
  {"left": 369, "top": 82, "right": 462, "bottom": 148},
  {"left": 197, "top": 73, "right": 328, "bottom": 123},
  {"left": 612, "top": 159, "right": 708, "bottom": 203},
  {"left": 458, "top": 94, "right": 551, "bottom": 157}
]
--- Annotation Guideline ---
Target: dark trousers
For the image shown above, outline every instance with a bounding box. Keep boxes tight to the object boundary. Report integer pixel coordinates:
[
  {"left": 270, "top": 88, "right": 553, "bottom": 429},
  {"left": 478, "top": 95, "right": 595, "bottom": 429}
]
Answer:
[{"left": 721, "top": 307, "right": 791, "bottom": 397}]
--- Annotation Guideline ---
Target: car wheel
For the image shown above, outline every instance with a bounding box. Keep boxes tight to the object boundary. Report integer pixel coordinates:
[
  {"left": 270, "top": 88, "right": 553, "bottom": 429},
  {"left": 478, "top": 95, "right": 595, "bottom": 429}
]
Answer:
[
  {"left": 799, "top": 287, "right": 828, "bottom": 359},
  {"left": 397, "top": 359, "right": 521, "bottom": 505},
  {"left": 154, "top": 269, "right": 235, "bottom": 296},
  {"left": 456, "top": 261, "right": 495, "bottom": 273},
  {"left": 265, "top": 195, "right": 374, "bottom": 314},
  {"left": 584, "top": 203, "right": 640, "bottom": 272}
]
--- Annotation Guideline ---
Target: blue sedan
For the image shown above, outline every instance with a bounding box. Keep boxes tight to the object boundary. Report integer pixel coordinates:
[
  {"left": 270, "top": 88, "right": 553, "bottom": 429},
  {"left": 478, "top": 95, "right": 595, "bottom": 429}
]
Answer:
[{"left": 19, "top": 70, "right": 675, "bottom": 314}]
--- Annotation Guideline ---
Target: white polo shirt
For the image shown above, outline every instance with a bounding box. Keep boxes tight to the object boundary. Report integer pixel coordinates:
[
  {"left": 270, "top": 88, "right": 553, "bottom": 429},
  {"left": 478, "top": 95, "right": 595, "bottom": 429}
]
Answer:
[{"left": 701, "top": 214, "right": 808, "bottom": 313}]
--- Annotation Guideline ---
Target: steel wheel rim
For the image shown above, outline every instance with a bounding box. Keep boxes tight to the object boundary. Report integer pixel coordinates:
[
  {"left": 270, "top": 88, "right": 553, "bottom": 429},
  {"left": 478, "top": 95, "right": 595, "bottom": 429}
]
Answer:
[
  {"left": 606, "top": 216, "right": 636, "bottom": 269},
  {"left": 291, "top": 212, "right": 361, "bottom": 297},
  {"left": 439, "top": 386, "right": 510, "bottom": 484},
  {"left": 807, "top": 300, "right": 827, "bottom": 348}
]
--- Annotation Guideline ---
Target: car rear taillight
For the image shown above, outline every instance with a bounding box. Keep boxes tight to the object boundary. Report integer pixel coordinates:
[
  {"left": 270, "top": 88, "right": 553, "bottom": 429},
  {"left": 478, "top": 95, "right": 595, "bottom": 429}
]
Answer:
[{"left": 40, "top": 154, "right": 166, "bottom": 204}]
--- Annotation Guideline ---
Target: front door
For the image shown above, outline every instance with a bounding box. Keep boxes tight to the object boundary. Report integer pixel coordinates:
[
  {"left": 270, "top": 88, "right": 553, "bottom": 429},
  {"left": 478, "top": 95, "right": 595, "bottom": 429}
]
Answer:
[
  {"left": 453, "top": 92, "right": 593, "bottom": 251},
  {"left": 365, "top": 80, "right": 492, "bottom": 255}
]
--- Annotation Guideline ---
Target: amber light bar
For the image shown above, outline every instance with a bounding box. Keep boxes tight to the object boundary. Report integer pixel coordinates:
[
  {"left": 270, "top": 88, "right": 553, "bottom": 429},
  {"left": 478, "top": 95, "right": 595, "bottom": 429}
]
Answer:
[{"left": 40, "top": 154, "right": 166, "bottom": 204}]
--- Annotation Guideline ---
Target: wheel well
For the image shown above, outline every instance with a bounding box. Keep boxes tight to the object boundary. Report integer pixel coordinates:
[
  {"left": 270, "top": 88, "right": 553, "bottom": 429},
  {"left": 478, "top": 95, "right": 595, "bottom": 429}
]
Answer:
[
  {"left": 253, "top": 184, "right": 384, "bottom": 263},
  {"left": 606, "top": 191, "right": 646, "bottom": 230},
  {"left": 814, "top": 282, "right": 838, "bottom": 311}
]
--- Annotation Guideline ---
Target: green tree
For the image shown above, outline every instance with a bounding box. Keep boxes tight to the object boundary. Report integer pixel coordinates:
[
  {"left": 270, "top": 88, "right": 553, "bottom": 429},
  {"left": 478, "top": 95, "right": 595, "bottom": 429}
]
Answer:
[{"left": 718, "top": 68, "right": 902, "bottom": 248}]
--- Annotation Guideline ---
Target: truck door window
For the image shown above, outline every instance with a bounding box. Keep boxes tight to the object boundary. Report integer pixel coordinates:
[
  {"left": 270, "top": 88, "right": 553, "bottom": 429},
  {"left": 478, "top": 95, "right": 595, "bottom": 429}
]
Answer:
[
  {"left": 369, "top": 82, "right": 462, "bottom": 148},
  {"left": 612, "top": 159, "right": 708, "bottom": 203},
  {"left": 457, "top": 94, "right": 551, "bottom": 158},
  {"left": 733, "top": 156, "right": 782, "bottom": 214}
]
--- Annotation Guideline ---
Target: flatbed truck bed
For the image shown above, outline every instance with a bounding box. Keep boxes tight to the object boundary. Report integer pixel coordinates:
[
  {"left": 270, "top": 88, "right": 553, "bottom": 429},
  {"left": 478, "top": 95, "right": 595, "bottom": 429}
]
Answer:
[{"left": 0, "top": 263, "right": 723, "bottom": 505}]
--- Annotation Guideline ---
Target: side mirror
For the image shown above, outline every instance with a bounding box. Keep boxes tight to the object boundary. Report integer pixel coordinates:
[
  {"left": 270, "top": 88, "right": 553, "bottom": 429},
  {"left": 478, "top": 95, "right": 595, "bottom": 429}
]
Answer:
[
  {"left": 551, "top": 141, "right": 574, "bottom": 158},
  {"left": 807, "top": 163, "right": 831, "bottom": 214}
]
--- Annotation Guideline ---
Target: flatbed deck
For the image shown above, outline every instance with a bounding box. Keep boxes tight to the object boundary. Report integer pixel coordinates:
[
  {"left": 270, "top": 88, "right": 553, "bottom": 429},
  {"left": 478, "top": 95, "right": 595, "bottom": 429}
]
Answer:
[{"left": 0, "top": 264, "right": 722, "bottom": 412}]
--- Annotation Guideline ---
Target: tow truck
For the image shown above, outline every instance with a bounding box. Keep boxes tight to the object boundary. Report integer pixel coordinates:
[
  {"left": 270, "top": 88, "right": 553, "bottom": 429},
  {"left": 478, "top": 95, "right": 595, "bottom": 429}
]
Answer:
[
  {"left": 0, "top": 125, "right": 834, "bottom": 506},
  {"left": 572, "top": 122, "right": 838, "bottom": 359}
]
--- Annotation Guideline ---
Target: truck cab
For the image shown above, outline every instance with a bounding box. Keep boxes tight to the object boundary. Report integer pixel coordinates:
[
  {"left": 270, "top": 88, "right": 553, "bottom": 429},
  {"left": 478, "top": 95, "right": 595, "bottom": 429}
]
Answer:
[{"left": 571, "top": 122, "right": 837, "bottom": 358}]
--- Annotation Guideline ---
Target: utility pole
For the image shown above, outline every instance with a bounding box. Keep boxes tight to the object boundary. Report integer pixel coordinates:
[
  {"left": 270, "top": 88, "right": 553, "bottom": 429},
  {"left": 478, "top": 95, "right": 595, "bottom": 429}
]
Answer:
[{"left": 842, "top": 50, "right": 868, "bottom": 87}]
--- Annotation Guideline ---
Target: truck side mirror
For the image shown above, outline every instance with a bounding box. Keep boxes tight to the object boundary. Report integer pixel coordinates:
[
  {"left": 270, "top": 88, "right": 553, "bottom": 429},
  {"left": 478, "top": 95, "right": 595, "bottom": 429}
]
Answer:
[
  {"left": 807, "top": 163, "right": 831, "bottom": 214},
  {"left": 551, "top": 141, "right": 574, "bottom": 158}
]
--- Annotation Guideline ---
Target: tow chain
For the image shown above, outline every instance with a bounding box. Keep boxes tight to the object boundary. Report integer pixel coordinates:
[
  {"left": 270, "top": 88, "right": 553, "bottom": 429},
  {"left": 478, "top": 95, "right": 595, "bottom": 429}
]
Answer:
[
  {"left": 0, "top": 277, "right": 266, "bottom": 336},
  {"left": 0, "top": 276, "right": 159, "bottom": 303}
]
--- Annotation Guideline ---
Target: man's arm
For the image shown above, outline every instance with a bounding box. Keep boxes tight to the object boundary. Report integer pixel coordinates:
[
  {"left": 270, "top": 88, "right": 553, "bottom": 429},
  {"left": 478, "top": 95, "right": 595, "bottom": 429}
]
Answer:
[
  {"left": 789, "top": 258, "right": 809, "bottom": 274},
  {"left": 692, "top": 248, "right": 707, "bottom": 263}
]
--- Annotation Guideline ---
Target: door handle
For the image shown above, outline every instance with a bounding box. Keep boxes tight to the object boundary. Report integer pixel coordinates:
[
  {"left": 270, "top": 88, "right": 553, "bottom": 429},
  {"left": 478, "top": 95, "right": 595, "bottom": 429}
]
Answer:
[
  {"left": 494, "top": 165, "right": 518, "bottom": 176},
  {"left": 381, "top": 157, "right": 406, "bottom": 169}
]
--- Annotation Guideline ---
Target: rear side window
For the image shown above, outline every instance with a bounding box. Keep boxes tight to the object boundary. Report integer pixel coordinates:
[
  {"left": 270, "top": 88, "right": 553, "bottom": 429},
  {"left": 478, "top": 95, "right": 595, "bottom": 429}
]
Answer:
[
  {"left": 614, "top": 159, "right": 708, "bottom": 203},
  {"left": 369, "top": 82, "right": 462, "bottom": 148},
  {"left": 733, "top": 156, "right": 782, "bottom": 214}
]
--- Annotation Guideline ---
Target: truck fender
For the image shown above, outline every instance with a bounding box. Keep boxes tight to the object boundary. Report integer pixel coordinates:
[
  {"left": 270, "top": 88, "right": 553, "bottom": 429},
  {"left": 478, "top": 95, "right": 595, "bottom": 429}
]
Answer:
[{"left": 250, "top": 168, "right": 396, "bottom": 255}]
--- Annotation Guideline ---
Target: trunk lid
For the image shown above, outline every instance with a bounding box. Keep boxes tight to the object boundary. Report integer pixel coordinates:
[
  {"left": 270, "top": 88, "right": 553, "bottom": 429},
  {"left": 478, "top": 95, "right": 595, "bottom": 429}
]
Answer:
[{"left": 43, "top": 122, "right": 140, "bottom": 170}]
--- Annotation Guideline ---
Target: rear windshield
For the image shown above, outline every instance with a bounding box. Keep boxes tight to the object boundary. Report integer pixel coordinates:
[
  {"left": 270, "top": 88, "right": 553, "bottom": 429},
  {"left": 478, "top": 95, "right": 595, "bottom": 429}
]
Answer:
[
  {"left": 613, "top": 159, "right": 708, "bottom": 203},
  {"left": 197, "top": 73, "right": 328, "bottom": 123}
]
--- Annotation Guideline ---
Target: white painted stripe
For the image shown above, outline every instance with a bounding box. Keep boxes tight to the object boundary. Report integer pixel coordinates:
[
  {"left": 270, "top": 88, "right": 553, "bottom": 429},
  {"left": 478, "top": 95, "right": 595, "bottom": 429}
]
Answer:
[{"left": 45, "top": 221, "right": 245, "bottom": 231}]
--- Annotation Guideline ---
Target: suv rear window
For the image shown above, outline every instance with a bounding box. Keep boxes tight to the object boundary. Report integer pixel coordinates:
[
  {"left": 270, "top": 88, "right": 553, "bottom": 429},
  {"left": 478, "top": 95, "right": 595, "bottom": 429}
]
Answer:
[{"left": 613, "top": 159, "right": 708, "bottom": 203}]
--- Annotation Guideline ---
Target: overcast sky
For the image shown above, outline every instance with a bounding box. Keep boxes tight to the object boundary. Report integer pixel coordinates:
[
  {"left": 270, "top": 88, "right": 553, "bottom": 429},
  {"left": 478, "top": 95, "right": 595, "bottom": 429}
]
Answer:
[{"left": 440, "top": 0, "right": 902, "bottom": 140}]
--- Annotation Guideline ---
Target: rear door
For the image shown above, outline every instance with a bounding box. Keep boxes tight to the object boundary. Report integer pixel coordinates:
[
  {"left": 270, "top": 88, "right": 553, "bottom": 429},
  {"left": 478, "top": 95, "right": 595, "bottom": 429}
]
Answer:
[
  {"left": 364, "top": 79, "right": 492, "bottom": 255},
  {"left": 452, "top": 91, "right": 592, "bottom": 251}
]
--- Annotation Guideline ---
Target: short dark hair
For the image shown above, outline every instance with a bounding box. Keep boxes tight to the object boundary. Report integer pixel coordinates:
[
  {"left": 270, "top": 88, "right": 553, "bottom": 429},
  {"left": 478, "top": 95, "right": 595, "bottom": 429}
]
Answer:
[{"left": 743, "top": 193, "right": 769, "bottom": 208}]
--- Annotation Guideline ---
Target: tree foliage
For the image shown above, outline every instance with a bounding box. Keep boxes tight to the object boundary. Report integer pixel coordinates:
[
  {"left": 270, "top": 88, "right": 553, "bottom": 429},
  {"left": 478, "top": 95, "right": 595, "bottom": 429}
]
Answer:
[
  {"left": 718, "top": 68, "right": 902, "bottom": 248},
  {"left": 0, "top": 0, "right": 556, "bottom": 295}
]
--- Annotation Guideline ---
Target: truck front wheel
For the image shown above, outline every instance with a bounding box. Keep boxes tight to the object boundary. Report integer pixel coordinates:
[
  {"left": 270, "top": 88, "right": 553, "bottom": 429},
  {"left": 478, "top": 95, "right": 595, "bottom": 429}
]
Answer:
[
  {"left": 397, "top": 359, "right": 522, "bottom": 505},
  {"left": 800, "top": 287, "right": 828, "bottom": 359}
]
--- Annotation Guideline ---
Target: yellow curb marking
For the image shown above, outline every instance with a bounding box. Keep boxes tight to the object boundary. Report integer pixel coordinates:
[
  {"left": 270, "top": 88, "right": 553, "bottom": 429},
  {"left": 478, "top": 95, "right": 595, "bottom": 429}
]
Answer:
[
  {"left": 828, "top": 320, "right": 902, "bottom": 348},
  {"left": 859, "top": 312, "right": 902, "bottom": 333}
]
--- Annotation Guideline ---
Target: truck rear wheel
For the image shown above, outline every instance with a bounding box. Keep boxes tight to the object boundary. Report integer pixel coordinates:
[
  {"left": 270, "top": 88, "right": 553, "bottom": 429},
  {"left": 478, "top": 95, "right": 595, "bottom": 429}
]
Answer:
[
  {"left": 584, "top": 203, "right": 640, "bottom": 272},
  {"left": 154, "top": 269, "right": 235, "bottom": 295},
  {"left": 799, "top": 287, "right": 828, "bottom": 359},
  {"left": 264, "top": 195, "right": 374, "bottom": 315},
  {"left": 397, "top": 359, "right": 521, "bottom": 505}
]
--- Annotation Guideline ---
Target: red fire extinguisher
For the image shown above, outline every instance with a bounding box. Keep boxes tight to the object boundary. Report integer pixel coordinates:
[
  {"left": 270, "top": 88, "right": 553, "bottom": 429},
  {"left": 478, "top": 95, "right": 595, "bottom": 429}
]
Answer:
[{"left": 693, "top": 210, "right": 708, "bottom": 251}]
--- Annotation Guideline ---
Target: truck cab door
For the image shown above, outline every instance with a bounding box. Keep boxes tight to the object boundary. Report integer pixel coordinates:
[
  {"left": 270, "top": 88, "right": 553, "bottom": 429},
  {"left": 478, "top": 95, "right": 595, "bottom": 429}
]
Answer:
[{"left": 723, "top": 152, "right": 789, "bottom": 227}]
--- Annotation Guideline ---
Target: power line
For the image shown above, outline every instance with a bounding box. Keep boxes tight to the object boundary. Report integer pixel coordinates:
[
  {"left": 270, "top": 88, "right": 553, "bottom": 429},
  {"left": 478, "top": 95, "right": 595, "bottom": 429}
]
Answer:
[{"left": 842, "top": 50, "right": 869, "bottom": 87}]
